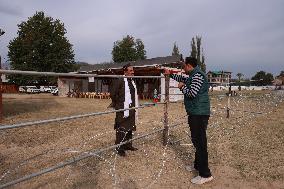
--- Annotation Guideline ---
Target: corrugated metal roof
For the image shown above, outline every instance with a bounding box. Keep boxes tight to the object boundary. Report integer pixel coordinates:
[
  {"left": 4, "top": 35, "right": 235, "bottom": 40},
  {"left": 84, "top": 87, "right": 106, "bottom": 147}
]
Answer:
[{"left": 78, "top": 55, "right": 181, "bottom": 72}]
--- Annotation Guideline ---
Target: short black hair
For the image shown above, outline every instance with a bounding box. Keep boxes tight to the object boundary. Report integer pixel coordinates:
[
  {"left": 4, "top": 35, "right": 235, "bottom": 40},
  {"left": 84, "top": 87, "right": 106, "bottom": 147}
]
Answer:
[
  {"left": 185, "top": 57, "right": 197, "bottom": 67},
  {"left": 123, "top": 63, "right": 132, "bottom": 71}
]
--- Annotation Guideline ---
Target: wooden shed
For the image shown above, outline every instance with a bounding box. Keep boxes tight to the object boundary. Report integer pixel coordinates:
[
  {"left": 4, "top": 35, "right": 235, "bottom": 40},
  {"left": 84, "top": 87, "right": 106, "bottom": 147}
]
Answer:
[{"left": 76, "top": 55, "right": 183, "bottom": 99}]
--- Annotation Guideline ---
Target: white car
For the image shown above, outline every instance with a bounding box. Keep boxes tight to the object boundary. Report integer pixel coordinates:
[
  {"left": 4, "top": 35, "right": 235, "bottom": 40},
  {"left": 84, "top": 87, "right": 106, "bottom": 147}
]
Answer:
[
  {"left": 44, "top": 86, "right": 51, "bottom": 93},
  {"left": 39, "top": 86, "right": 46, "bottom": 93},
  {"left": 49, "top": 86, "right": 57, "bottom": 91},
  {"left": 39, "top": 86, "right": 52, "bottom": 93},
  {"left": 51, "top": 88, "right": 58, "bottom": 96},
  {"left": 19, "top": 86, "right": 27, "bottom": 93},
  {"left": 26, "top": 86, "right": 40, "bottom": 93}
]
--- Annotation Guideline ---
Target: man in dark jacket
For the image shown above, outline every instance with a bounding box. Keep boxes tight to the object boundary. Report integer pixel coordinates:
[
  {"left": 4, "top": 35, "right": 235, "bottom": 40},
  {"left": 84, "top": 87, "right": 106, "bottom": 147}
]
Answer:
[
  {"left": 110, "top": 64, "right": 138, "bottom": 157},
  {"left": 164, "top": 57, "right": 213, "bottom": 185}
]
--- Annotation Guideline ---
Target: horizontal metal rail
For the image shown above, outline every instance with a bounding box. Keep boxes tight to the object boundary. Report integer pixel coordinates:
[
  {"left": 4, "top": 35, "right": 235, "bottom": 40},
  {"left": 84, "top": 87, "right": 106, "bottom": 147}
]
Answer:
[
  {"left": 163, "top": 100, "right": 184, "bottom": 104},
  {"left": 169, "top": 121, "right": 187, "bottom": 129},
  {"left": 211, "top": 106, "right": 264, "bottom": 115},
  {"left": 0, "top": 69, "right": 164, "bottom": 78},
  {"left": 230, "top": 108, "right": 264, "bottom": 115},
  {"left": 160, "top": 93, "right": 184, "bottom": 96},
  {"left": 0, "top": 102, "right": 164, "bottom": 130},
  {"left": 0, "top": 121, "right": 184, "bottom": 189}
]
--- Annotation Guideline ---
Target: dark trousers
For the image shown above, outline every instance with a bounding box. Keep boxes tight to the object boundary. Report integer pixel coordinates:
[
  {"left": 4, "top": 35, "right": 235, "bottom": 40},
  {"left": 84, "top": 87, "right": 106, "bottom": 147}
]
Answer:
[
  {"left": 188, "top": 115, "right": 212, "bottom": 178},
  {"left": 115, "top": 127, "right": 133, "bottom": 151}
]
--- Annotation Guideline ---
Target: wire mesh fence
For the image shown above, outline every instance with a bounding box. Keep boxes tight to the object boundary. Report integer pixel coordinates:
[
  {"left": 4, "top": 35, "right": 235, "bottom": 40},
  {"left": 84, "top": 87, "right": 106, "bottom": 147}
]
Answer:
[{"left": 0, "top": 69, "right": 283, "bottom": 188}]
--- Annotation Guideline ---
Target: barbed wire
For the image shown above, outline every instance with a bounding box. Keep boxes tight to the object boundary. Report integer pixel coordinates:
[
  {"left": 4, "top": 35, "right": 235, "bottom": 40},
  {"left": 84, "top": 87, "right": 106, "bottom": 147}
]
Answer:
[
  {"left": 1, "top": 88, "right": 283, "bottom": 188},
  {"left": 0, "top": 116, "right": 191, "bottom": 189}
]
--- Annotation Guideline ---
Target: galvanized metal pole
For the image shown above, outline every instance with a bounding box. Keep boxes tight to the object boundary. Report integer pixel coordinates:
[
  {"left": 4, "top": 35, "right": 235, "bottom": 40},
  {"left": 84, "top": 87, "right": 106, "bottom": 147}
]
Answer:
[
  {"left": 0, "top": 103, "right": 161, "bottom": 130},
  {"left": 227, "top": 92, "right": 230, "bottom": 118},
  {"left": 163, "top": 75, "right": 170, "bottom": 145},
  {"left": 0, "top": 69, "right": 164, "bottom": 79}
]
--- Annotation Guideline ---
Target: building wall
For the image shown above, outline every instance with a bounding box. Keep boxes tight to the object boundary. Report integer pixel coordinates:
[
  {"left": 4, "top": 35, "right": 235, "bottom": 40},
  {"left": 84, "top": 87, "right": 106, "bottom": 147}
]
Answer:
[
  {"left": 58, "top": 77, "right": 88, "bottom": 96},
  {"left": 1, "top": 74, "right": 9, "bottom": 82},
  {"left": 160, "top": 73, "right": 184, "bottom": 102},
  {"left": 207, "top": 72, "right": 231, "bottom": 85},
  {"left": 82, "top": 79, "right": 88, "bottom": 92},
  {"left": 88, "top": 78, "right": 110, "bottom": 93}
]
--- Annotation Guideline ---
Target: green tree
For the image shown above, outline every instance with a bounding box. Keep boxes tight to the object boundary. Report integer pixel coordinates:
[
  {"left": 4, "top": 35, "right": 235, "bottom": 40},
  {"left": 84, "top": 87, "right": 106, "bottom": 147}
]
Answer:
[
  {"left": 135, "top": 38, "right": 146, "bottom": 60},
  {"left": 200, "top": 48, "right": 206, "bottom": 72},
  {"left": 112, "top": 35, "right": 146, "bottom": 63},
  {"left": 236, "top": 73, "right": 244, "bottom": 90},
  {"left": 279, "top": 71, "right": 284, "bottom": 77},
  {"left": 190, "top": 37, "right": 197, "bottom": 58},
  {"left": 196, "top": 36, "right": 201, "bottom": 66},
  {"left": 190, "top": 36, "right": 206, "bottom": 73},
  {"left": 251, "top": 71, "right": 274, "bottom": 86},
  {"left": 172, "top": 42, "right": 180, "bottom": 56},
  {"left": 8, "top": 11, "right": 76, "bottom": 85},
  {"left": 236, "top": 73, "right": 244, "bottom": 82}
]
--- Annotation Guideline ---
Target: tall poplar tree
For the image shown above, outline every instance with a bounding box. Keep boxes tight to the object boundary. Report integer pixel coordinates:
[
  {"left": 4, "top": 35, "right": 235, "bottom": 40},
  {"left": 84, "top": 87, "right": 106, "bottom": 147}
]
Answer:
[
  {"left": 190, "top": 36, "right": 206, "bottom": 73},
  {"left": 172, "top": 42, "right": 180, "bottom": 56}
]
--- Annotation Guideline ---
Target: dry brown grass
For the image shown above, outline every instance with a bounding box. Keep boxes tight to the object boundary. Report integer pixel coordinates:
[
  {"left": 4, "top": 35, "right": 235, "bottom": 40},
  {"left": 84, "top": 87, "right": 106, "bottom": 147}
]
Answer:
[{"left": 0, "top": 91, "right": 283, "bottom": 189}]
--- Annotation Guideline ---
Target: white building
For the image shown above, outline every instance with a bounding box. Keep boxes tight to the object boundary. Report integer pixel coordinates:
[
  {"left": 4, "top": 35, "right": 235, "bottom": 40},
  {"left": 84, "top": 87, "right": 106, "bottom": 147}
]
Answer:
[{"left": 207, "top": 71, "right": 232, "bottom": 86}]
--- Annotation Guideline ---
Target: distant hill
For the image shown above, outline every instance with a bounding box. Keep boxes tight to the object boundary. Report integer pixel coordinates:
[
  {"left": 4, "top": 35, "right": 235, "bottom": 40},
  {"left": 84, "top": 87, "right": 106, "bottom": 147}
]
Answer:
[
  {"left": 75, "top": 61, "right": 114, "bottom": 71},
  {"left": 76, "top": 61, "right": 90, "bottom": 66}
]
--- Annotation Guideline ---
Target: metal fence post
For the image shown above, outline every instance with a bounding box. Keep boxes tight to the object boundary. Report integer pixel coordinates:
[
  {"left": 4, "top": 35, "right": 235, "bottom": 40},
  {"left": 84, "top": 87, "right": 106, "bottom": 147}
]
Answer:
[
  {"left": 227, "top": 92, "right": 230, "bottom": 118},
  {"left": 163, "top": 75, "right": 170, "bottom": 145}
]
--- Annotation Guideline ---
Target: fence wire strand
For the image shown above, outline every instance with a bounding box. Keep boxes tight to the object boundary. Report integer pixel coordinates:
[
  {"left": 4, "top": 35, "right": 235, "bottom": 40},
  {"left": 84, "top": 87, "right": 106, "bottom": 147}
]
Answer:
[
  {"left": 0, "top": 102, "right": 165, "bottom": 130},
  {"left": 0, "top": 119, "right": 186, "bottom": 189}
]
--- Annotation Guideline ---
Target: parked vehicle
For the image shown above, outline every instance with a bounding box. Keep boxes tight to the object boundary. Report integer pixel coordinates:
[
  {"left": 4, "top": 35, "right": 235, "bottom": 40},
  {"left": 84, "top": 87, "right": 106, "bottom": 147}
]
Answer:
[
  {"left": 39, "top": 86, "right": 52, "bottom": 93},
  {"left": 26, "top": 86, "right": 40, "bottom": 93},
  {"left": 51, "top": 88, "right": 58, "bottom": 96},
  {"left": 19, "top": 86, "right": 27, "bottom": 93},
  {"left": 49, "top": 86, "right": 57, "bottom": 90},
  {"left": 44, "top": 86, "right": 52, "bottom": 93},
  {"left": 39, "top": 86, "right": 46, "bottom": 93}
]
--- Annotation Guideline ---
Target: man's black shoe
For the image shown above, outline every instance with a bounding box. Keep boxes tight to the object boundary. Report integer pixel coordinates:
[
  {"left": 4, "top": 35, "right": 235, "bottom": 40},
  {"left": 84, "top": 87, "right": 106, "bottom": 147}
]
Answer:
[
  {"left": 125, "top": 146, "right": 138, "bottom": 151},
  {"left": 116, "top": 150, "right": 126, "bottom": 157}
]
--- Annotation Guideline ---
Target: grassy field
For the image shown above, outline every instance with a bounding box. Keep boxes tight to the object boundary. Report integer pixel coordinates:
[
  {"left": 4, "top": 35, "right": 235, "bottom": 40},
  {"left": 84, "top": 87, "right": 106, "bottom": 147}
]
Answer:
[{"left": 0, "top": 91, "right": 283, "bottom": 189}]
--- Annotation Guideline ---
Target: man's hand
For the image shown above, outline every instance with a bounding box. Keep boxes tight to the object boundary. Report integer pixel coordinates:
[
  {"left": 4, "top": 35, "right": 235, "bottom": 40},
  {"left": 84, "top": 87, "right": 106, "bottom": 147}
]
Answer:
[
  {"left": 178, "top": 82, "right": 185, "bottom": 89},
  {"left": 163, "top": 68, "right": 171, "bottom": 75}
]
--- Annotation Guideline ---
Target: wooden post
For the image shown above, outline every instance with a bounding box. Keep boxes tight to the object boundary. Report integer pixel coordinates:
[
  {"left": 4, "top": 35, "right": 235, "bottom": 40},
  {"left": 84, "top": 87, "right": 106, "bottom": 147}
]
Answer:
[
  {"left": 0, "top": 30, "right": 4, "bottom": 122},
  {"left": 100, "top": 79, "right": 103, "bottom": 92},
  {"left": 96, "top": 78, "right": 99, "bottom": 92},
  {"left": 163, "top": 75, "right": 170, "bottom": 145},
  {"left": 0, "top": 55, "right": 2, "bottom": 122}
]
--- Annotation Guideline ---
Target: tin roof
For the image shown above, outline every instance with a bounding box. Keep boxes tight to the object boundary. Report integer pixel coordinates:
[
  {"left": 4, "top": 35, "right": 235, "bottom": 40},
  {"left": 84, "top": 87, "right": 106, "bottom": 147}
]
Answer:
[{"left": 78, "top": 55, "right": 181, "bottom": 73}]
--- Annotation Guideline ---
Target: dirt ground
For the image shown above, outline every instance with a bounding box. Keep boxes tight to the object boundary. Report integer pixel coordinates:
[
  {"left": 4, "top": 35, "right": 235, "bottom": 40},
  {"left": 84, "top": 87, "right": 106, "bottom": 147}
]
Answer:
[{"left": 0, "top": 91, "right": 283, "bottom": 189}]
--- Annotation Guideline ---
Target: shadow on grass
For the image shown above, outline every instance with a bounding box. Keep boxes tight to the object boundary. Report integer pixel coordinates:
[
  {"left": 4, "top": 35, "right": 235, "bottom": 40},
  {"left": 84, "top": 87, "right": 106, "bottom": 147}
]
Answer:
[
  {"left": 3, "top": 98, "right": 59, "bottom": 118},
  {"left": 168, "top": 134, "right": 194, "bottom": 166}
]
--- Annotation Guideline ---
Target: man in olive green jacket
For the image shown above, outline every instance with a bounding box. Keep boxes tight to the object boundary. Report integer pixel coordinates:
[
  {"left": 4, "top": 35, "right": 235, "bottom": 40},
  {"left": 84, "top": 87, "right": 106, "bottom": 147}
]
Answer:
[{"left": 164, "top": 57, "right": 213, "bottom": 185}]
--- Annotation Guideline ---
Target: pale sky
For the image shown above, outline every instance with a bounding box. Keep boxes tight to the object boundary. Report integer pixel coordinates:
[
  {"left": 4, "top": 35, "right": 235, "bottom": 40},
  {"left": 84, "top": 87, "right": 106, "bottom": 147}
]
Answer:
[{"left": 0, "top": 0, "right": 283, "bottom": 78}]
